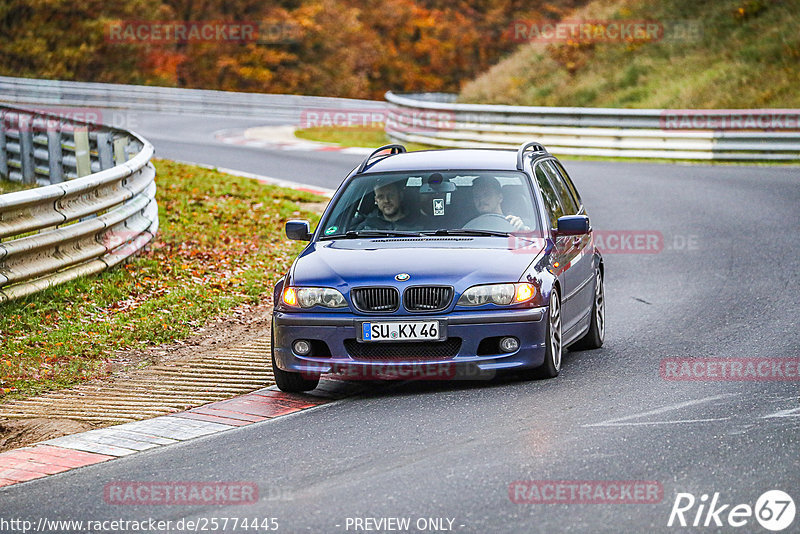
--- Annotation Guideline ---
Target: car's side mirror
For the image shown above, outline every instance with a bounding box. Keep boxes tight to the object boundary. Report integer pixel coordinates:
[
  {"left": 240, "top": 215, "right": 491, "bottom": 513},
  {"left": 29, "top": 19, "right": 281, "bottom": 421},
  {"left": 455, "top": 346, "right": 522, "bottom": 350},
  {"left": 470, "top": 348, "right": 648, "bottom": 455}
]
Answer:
[
  {"left": 286, "top": 220, "right": 312, "bottom": 241},
  {"left": 555, "top": 215, "right": 590, "bottom": 236}
]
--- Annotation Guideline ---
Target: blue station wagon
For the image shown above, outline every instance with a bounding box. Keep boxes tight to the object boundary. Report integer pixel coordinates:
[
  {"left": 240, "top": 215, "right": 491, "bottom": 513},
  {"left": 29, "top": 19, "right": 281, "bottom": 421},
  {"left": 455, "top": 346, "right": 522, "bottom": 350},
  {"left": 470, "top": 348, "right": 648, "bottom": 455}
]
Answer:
[{"left": 271, "top": 142, "right": 604, "bottom": 392}]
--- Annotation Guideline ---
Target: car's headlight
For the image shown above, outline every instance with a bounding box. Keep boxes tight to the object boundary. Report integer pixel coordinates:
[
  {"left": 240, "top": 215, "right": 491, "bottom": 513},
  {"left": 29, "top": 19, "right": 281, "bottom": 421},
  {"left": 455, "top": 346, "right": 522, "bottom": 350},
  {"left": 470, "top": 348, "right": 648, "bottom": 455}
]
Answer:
[
  {"left": 457, "top": 283, "right": 536, "bottom": 306},
  {"left": 283, "top": 287, "right": 347, "bottom": 308}
]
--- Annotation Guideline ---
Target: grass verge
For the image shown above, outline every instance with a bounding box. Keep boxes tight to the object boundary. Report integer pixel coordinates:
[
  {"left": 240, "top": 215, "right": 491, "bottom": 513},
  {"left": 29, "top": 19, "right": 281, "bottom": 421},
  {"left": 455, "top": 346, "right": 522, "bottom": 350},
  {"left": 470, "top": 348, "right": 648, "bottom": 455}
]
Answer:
[
  {"left": 0, "top": 159, "right": 325, "bottom": 399},
  {"left": 294, "top": 125, "right": 435, "bottom": 151},
  {"left": 0, "top": 180, "right": 37, "bottom": 194}
]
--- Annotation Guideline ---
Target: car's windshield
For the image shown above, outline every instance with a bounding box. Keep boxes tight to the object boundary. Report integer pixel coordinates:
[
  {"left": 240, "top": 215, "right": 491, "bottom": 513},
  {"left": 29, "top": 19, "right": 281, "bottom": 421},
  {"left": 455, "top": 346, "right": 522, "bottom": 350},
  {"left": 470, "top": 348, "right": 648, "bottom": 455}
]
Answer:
[{"left": 319, "top": 170, "right": 541, "bottom": 238}]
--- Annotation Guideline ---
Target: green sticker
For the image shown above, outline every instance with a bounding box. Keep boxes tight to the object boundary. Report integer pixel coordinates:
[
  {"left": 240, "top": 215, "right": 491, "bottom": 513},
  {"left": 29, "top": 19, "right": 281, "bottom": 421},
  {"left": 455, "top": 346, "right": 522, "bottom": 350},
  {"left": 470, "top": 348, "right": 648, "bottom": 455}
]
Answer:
[{"left": 325, "top": 226, "right": 338, "bottom": 235}]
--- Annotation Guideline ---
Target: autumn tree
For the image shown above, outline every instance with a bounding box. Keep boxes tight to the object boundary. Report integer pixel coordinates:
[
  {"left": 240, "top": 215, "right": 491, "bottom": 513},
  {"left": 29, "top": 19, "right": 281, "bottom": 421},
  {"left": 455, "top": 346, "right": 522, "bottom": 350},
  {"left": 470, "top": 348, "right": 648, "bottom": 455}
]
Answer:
[{"left": 0, "top": 0, "right": 591, "bottom": 98}]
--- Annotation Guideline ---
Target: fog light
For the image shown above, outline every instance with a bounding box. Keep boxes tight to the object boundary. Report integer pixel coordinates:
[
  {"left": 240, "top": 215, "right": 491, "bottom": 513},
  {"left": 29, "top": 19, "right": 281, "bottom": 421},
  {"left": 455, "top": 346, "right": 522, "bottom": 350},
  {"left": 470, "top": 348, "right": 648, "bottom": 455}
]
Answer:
[
  {"left": 293, "top": 340, "right": 312, "bottom": 356},
  {"left": 499, "top": 337, "right": 519, "bottom": 353}
]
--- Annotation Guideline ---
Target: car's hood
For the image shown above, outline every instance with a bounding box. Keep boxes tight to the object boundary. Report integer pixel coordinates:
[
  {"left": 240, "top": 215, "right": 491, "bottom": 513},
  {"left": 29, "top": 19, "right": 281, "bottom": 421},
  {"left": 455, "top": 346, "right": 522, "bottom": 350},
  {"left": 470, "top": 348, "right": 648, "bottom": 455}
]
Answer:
[{"left": 290, "top": 237, "right": 545, "bottom": 289}]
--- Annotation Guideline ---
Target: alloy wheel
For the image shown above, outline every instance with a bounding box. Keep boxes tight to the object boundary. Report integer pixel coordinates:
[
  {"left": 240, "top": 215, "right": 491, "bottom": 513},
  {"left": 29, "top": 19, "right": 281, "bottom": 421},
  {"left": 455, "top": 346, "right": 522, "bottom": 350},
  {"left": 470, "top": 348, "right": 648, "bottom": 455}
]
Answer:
[
  {"left": 550, "top": 293, "right": 562, "bottom": 371},
  {"left": 595, "top": 270, "right": 605, "bottom": 341}
]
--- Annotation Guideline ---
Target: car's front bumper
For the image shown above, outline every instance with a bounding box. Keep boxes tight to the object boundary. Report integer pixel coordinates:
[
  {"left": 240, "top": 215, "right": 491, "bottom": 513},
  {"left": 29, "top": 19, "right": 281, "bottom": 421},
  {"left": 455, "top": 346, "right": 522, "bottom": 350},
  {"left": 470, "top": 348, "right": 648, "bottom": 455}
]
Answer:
[{"left": 272, "top": 307, "right": 548, "bottom": 379}]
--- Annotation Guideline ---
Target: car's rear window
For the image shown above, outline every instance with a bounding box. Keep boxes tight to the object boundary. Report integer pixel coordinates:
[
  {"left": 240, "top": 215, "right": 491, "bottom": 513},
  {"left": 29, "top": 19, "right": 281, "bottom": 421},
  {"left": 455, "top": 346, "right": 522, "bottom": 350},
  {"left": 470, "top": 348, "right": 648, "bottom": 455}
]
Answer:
[{"left": 318, "top": 170, "right": 541, "bottom": 237}]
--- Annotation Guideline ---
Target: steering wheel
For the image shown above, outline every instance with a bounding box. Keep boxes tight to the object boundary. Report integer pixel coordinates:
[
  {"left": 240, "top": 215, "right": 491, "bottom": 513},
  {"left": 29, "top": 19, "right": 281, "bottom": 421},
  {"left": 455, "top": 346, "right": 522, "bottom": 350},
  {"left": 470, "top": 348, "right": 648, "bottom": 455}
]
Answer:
[{"left": 463, "top": 213, "right": 517, "bottom": 232}]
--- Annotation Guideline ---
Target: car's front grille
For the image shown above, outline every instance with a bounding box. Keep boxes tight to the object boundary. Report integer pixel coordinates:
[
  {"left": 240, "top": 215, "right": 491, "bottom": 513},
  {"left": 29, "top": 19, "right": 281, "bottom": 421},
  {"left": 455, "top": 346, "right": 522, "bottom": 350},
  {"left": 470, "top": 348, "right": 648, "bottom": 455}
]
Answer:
[
  {"left": 404, "top": 286, "right": 453, "bottom": 312},
  {"left": 344, "top": 338, "right": 462, "bottom": 361},
  {"left": 351, "top": 287, "right": 399, "bottom": 312}
]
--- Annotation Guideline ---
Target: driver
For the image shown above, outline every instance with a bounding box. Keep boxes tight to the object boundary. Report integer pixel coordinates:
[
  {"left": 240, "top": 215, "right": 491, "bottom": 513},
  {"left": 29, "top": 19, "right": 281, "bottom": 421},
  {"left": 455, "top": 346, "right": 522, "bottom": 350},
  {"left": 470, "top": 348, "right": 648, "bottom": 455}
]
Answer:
[
  {"left": 469, "top": 176, "right": 528, "bottom": 231},
  {"left": 357, "top": 178, "right": 418, "bottom": 230}
]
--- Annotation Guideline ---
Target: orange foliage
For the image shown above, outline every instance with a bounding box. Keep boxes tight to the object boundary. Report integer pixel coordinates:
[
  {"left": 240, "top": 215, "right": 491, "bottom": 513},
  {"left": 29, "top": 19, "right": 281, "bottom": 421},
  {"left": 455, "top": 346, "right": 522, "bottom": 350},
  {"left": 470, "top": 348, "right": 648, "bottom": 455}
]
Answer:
[{"left": 0, "top": 0, "right": 591, "bottom": 98}]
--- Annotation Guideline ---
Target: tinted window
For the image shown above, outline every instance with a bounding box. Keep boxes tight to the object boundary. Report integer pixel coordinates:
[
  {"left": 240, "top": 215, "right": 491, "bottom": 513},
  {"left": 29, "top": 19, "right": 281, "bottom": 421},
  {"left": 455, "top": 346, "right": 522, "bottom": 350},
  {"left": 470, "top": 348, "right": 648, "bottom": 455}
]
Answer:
[
  {"left": 543, "top": 161, "right": 579, "bottom": 215},
  {"left": 551, "top": 160, "right": 582, "bottom": 209},
  {"left": 319, "top": 170, "right": 541, "bottom": 237},
  {"left": 534, "top": 164, "right": 565, "bottom": 228}
]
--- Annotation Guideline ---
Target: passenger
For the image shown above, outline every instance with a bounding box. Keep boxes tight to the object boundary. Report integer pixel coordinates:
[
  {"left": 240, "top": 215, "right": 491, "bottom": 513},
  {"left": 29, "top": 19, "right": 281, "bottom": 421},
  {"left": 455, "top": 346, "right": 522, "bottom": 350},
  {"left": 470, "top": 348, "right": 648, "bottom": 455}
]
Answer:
[
  {"left": 467, "top": 176, "right": 529, "bottom": 231},
  {"left": 357, "top": 179, "right": 418, "bottom": 230}
]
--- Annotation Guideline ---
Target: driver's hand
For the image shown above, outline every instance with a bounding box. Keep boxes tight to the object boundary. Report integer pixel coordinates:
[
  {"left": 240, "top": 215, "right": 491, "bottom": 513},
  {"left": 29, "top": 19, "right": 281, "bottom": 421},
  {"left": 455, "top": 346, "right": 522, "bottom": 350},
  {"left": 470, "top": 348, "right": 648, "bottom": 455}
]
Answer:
[{"left": 505, "top": 215, "right": 528, "bottom": 231}]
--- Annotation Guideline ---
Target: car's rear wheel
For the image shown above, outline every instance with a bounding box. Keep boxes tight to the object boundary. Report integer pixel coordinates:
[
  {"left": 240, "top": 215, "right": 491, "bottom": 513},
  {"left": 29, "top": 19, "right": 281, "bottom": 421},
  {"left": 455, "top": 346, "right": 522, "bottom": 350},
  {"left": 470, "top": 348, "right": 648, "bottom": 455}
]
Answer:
[
  {"left": 271, "top": 321, "right": 320, "bottom": 393},
  {"left": 572, "top": 267, "right": 604, "bottom": 350}
]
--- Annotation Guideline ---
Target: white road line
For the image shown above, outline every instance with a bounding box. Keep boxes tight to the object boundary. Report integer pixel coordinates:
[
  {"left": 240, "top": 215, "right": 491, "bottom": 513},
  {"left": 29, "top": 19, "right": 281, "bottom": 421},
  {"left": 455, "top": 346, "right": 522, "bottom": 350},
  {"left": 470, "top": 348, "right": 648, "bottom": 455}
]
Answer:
[
  {"left": 584, "top": 393, "right": 739, "bottom": 427},
  {"left": 763, "top": 407, "right": 800, "bottom": 418},
  {"left": 587, "top": 417, "right": 732, "bottom": 427}
]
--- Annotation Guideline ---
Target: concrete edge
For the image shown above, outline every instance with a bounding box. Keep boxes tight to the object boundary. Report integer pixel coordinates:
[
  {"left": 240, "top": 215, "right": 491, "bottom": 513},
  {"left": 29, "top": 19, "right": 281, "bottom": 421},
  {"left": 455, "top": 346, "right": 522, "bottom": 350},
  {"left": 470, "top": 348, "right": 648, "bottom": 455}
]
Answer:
[{"left": 0, "top": 380, "right": 366, "bottom": 489}]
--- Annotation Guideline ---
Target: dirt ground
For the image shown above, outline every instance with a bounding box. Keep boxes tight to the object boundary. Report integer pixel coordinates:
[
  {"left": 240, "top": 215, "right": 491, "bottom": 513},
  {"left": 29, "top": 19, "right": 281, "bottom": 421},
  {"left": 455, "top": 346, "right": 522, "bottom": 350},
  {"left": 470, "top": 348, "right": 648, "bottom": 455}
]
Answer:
[
  {"left": 0, "top": 418, "right": 97, "bottom": 452},
  {"left": 106, "top": 299, "right": 276, "bottom": 377},
  {"left": 0, "top": 298, "right": 275, "bottom": 453}
]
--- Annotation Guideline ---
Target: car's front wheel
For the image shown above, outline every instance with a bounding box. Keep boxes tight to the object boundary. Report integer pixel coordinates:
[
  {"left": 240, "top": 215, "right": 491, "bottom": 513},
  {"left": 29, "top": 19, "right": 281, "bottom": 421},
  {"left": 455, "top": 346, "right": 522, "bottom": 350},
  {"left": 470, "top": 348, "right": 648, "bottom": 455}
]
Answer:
[
  {"left": 522, "top": 289, "right": 562, "bottom": 380},
  {"left": 271, "top": 322, "right": 320, "bottom": 393}
]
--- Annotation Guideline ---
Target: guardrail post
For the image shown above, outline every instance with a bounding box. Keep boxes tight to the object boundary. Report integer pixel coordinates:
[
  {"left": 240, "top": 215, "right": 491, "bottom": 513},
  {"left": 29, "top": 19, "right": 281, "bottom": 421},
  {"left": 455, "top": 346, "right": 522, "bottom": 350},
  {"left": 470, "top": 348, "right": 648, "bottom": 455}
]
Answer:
[
  {"left": 97, "top": 131, "right": 113, "bottom": 170},
  {"left": 113, "top": 136, "right": 128, "bottom": 164},
  {"left": 73, "top": 126, "right": 91, "bottom": 177},
  {"left": 0, "top": 109, "right": 7, "bottom": 179},
  {"left": 124, "top": 138, "right": 140, "bottom": 160},
  {"left": 46, "top": 121, "right": 64, "bottom": 184},
  {"left": 18, "top": 114, "right": 36, "bottom": 184}
]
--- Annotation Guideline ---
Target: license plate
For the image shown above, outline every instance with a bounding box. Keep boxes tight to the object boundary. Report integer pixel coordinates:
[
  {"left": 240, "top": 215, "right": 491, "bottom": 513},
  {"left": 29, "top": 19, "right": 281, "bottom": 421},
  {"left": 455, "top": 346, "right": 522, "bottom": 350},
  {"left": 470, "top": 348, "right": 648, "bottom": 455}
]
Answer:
[{"left": 360, "top": 321, "right": 443, "bottom": 342}]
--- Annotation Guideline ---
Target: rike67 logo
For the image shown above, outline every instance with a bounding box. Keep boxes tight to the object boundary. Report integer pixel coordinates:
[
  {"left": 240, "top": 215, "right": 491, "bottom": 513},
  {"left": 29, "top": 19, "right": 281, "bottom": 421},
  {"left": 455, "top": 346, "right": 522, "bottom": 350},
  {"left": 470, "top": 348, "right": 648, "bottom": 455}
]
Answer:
[{"left": 668, "top": 490, "right": 795, "bottom": 531}]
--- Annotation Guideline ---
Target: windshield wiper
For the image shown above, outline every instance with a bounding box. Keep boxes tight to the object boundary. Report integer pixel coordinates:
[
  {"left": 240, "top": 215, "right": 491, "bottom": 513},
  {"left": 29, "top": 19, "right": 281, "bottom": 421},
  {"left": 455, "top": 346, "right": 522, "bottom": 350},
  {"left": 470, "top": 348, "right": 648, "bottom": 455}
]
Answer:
[
  {"left": 322, "top": 230, "right": 424, "bottom": 240},
  {"left": 421, "top": 229, "right": 510, "bottom": 237}
]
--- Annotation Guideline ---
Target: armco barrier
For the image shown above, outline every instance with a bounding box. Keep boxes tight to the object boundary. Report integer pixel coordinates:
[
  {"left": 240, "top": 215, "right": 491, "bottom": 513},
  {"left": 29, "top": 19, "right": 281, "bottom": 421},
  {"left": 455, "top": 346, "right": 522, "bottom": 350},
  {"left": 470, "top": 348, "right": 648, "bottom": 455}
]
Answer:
[
  {"left": 0, "top": 104, "right": 157, "bottom": 302},
  {"left": 385, "top": 92, "right": 800, "bottom": 161},
  {"left": 0, "top": 76, "right": 385, "bottom": 122}
]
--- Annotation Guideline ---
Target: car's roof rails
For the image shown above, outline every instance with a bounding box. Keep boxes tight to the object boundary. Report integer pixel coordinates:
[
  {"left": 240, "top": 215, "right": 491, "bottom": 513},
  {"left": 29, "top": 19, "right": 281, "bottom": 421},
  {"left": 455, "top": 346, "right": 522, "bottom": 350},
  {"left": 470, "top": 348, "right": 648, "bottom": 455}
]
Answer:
[
  {"left": 356, "top": 144, "right": 407, "bottom": 174},
  {"left": 516, "top": 141, "right": 548, "bottom": 170}
]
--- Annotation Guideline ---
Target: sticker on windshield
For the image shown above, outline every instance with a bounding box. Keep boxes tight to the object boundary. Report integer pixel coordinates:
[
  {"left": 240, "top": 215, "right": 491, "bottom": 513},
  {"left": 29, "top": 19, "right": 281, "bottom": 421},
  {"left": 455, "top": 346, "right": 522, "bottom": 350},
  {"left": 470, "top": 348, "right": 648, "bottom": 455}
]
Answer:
[
  {"left": 325, "top": 226, "right": 338, "bottom": 235},
  {"left": 433, "top": 198, "right": 445, "bottom": 216}
]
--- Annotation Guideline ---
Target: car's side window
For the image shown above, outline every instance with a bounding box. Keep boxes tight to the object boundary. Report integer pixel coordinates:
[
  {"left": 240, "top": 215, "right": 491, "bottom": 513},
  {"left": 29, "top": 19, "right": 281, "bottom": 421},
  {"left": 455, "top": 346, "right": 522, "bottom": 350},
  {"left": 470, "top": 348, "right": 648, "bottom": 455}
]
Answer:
[
  {"left": 550, "top": 160, "right": 582, "bottom": 210},
  {"left": 543, "top": 161, "right": 579, "bottom": 216},
  {"left": 534, "top": 163, "right": 565, "bottom": 229}
]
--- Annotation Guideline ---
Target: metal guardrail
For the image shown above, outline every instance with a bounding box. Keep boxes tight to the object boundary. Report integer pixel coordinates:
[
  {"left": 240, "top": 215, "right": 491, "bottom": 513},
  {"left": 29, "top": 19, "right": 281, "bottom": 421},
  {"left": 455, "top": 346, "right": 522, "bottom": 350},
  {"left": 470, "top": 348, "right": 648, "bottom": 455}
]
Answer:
[
  {"left": 385, "top": 92, "right": 800, "bottom": 161},
  {"left": 0, "top": 76, "right": 385, "bottom": 121},
  {"left": 0, "top": 104, "right": 157, "bottom": 302}
]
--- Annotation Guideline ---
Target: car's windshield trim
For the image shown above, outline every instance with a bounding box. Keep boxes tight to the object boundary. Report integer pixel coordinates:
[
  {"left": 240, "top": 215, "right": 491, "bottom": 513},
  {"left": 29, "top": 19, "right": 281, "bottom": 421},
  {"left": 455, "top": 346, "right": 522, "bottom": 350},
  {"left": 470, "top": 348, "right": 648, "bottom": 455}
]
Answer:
[{"left": 319, "top": 230, "right": 424, "bottom": 240}]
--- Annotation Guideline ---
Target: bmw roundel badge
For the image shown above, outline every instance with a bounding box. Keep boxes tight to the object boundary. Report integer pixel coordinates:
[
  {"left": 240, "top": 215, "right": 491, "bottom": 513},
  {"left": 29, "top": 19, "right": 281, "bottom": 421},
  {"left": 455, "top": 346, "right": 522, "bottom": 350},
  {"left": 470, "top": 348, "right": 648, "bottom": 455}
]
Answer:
[{"left": 395, "top": 273, "right": 410, "bottom": 281}]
